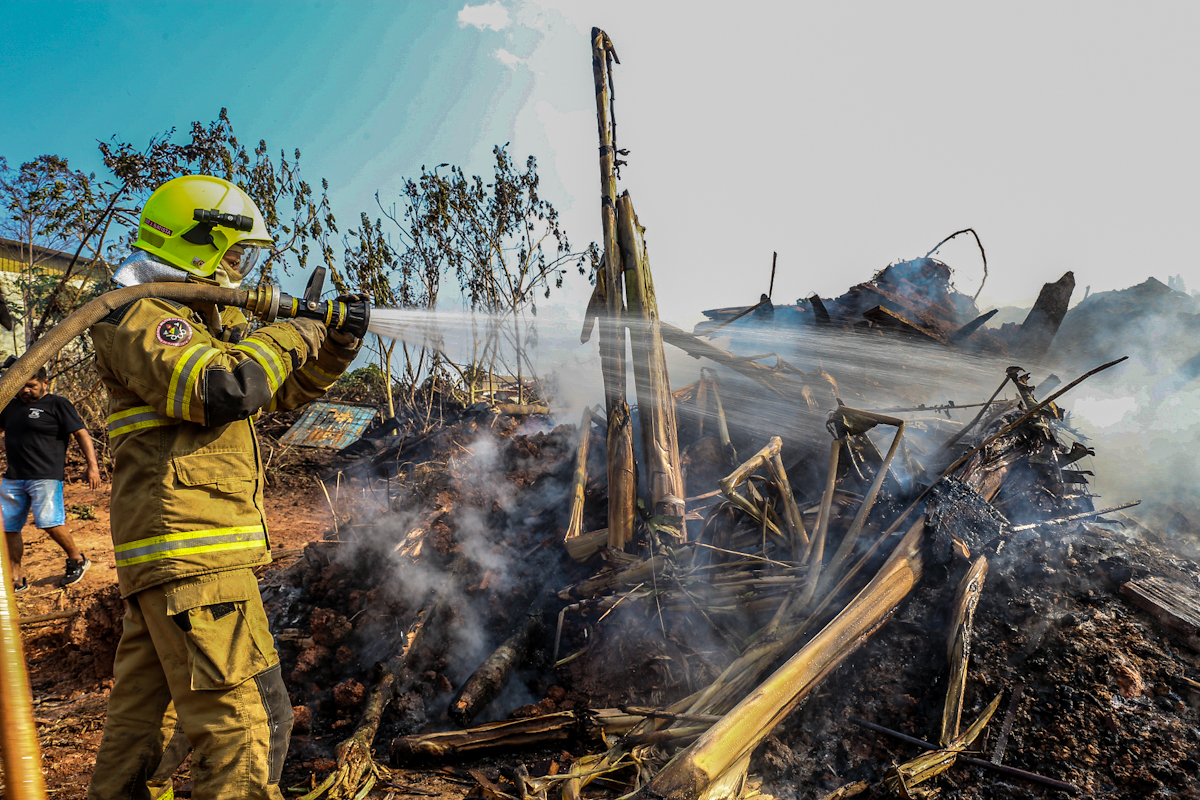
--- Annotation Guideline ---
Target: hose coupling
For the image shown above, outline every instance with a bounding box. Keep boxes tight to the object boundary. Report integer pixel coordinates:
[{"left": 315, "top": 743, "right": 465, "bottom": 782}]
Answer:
[{"left": 245, "top": 285, "right": 282, "bottom": 323}]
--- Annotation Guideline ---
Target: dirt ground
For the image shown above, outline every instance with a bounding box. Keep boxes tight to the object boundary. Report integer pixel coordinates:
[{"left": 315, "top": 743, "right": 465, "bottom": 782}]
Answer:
[{"left": 7, "top": 467, "right": 338, "bottom": 799}]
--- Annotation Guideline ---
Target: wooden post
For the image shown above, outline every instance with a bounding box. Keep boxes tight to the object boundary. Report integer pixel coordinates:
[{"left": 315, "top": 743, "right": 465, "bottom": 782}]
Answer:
[
  {"left": 592, "top": 28, "right": 626, "bottom": 414},
  {"left": 617, "top": 191, "right": 685, "bottom": 522},
  {"left": 592, "top": 28, "right": 636, "bottom": 545}
]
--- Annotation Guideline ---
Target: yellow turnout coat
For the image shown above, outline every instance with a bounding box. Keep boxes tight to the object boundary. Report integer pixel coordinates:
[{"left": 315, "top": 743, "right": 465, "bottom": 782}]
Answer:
[{"left": 91, "top": 295, "right": 356, "bottom": 597}]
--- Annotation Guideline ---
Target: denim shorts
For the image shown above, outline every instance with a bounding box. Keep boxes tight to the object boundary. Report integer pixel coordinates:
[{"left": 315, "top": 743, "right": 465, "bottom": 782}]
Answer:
[{"left": 1, "top": 479, "right": 66, "bottom": 532}]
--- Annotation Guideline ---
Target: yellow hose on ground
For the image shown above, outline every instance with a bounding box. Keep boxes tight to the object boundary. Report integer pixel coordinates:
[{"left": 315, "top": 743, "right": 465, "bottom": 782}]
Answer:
[{"left": 0, "top": 282, "right": 247, "bottom": 800}]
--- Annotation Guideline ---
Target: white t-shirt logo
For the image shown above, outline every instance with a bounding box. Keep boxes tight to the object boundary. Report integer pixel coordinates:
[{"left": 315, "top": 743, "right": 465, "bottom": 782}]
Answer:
[{"left": 28, "top": 409, "right": 42, "bottom": 419}]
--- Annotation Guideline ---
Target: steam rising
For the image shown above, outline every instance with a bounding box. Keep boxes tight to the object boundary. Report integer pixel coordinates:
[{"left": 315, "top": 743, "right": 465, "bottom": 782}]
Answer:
[{"left": 367, "top": 275, "right": 1200, "bottom": 550}]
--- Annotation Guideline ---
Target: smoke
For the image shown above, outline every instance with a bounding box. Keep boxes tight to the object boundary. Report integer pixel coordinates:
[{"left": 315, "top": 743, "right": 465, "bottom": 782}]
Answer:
[{"left": 1035, "top": 278, "right": 1200, "bottom": 537}]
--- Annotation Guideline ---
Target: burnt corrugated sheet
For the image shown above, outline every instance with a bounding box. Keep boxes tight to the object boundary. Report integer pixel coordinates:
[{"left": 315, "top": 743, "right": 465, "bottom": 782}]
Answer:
[{"left": 279, "top": 402, "right": 377, "bottom": 449}]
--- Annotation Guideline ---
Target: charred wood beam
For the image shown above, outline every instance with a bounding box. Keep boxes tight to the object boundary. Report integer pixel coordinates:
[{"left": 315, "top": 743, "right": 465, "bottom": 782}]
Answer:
[
  {"left": 697, "top": 297, "right": 771, "bottom": 337},
  {"left": 494, "top": 403, "right": 550, "bottom": 416},
  {"left": 809, "top": 294, "right": 831, "bottom": 324},
  {"left": 948, "top": 308, "right": 998, "bottom": 344},
  {"left": 303, "top": 557, "right": 470, "bottom": 800},
  {"left": 862, "top": 305, "right": 950, "bottom": 345},
  {"left": 1120, "top": 577, "right": 1200, "bottom": 652},
  {"left": 448, "top": 612, "right": 545, "bottom": 727},
  {"left": 1011, "top": 271, "right": 1074, "bottom": 363},
  {"left": 392, "top": 711, "right": 607, "bottom": 762}
]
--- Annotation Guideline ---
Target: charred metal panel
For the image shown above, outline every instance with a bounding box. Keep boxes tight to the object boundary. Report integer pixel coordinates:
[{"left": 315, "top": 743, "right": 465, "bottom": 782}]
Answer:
[{"left": 279, "top": 402, "right": 377, "bottom": 449}]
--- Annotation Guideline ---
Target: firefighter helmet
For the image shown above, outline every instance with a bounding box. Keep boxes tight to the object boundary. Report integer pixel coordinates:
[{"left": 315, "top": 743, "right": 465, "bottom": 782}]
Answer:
[{"left": 133, "top": 175, "right": 272, "bottom": 279}]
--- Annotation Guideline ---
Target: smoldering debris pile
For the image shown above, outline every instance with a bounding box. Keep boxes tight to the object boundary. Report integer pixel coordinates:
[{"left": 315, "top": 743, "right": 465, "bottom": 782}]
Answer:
[
  {"left": 249, "top": 27, "right": 1200, "bottom": 800},
  {"left": 258, "top": 242, "right": 1200, "bottom": 800}
]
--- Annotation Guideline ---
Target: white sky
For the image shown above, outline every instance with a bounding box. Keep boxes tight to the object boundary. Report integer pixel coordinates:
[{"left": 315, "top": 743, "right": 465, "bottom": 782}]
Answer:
[
  {"left": 4, "top": 1, "right": 1196, "bottom": 327},
  {"left": 480, "top": 1, "right": 1199, "bottom": 322}
]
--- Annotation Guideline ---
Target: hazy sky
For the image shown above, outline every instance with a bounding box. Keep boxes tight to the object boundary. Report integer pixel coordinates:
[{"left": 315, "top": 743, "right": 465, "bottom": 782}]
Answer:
[{"left": 2, "top": 1, "right": 1197, "bottom": 323}]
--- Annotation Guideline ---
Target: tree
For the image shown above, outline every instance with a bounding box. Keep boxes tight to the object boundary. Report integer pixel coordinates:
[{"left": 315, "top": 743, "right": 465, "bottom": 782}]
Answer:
[
  {"left": 1, "top": 109, "right": 341, "bottom": 350},
  {"left": 0, "top": 154, "right": 103, "bottom": 348},
  {"left": 0, "top": 112, "right": 342, "bottom": 447},
  {"left": 399, "top": 145, "right": 597, "bottom": 403}
]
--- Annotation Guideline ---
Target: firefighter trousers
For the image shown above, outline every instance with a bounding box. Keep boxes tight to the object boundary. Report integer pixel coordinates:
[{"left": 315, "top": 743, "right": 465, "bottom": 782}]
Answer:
[{"left": 88, "top": 569, "right": 293, "bottom": 800}]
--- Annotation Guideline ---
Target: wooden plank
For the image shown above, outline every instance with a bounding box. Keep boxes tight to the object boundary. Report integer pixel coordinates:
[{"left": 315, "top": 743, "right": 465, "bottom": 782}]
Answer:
[
  {"left": 862, "top": 305, "right": 950, "bottom": 345},
  {"left": 1120, "top": 577, "right": 1200, "bottom": 652}
]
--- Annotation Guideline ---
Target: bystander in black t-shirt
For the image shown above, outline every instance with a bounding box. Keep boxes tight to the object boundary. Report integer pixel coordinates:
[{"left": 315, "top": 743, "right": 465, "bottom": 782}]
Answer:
[{"left": 0, "top": 394, "right": 85, "bottom": 481}]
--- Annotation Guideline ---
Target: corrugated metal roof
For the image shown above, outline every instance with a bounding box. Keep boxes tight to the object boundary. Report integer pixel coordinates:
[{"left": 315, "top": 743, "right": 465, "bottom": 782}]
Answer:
[{"left": 279, "top": 401, "right": 377, "bottom": 449}]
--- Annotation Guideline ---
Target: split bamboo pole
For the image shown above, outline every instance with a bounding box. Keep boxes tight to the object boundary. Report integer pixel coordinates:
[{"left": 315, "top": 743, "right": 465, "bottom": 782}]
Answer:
[
  {"left": 706, "top": 372, "right": 735, "bottom": 460},
  {"left": 635, "top": 519, "right": 926, "bottom": 800},
  {"left": 564, "top": 408, "right": 593, "bottom": 543},
  {"left": 939, "top": 556, "right": 988, "bottom": 746},
  {"left": 617, "top": 191, "right": 685, "bottom": 521},
  {"left": 886, "top": 693, "right": 1002, "bottom": 796},
  {"left": 591, "top": 28, "right": 637, "bottom": 545},
  {"left": 659, "top": 322, "right": 804, "bottom": 399},
  {"left": 607, "top": 400, "right": 636, "bottom": 551},
  {"left": 823, "top": 408, "right": 905, "bottom": 586},
  {"left": 591, "top": 27, "right": 626, "bottom": 415}
]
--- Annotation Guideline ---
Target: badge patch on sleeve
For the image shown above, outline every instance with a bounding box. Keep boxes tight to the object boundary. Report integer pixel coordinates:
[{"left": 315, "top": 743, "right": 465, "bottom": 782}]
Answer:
[{"left": 156, "top": 318, "right": 193, "bottom": 346}]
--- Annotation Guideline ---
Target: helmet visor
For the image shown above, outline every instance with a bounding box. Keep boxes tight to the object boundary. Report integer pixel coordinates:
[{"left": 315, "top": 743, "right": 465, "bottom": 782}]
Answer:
[
  {"left": 215, "top": 244, "right": 264, "bottom": 289},
  {"left": 237, "top": 245, "right": 263, "bottom": 277}
]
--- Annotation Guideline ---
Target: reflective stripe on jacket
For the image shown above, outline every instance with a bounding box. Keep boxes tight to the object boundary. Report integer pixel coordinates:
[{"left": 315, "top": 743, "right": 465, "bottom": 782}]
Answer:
[{"left": 91, "top": 295, "right": 358, "bottom": 596}]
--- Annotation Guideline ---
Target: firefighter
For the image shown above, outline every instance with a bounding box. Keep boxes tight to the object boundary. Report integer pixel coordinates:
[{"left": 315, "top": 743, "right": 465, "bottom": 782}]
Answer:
[{"left": 87, "top": 175, "right": 361, "bottom": 800}]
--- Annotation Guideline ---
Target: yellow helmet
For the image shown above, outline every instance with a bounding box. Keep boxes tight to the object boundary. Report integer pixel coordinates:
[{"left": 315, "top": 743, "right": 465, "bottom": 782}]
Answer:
[{"left": 134, "top": 175, "right": 273, "bottom": 279}]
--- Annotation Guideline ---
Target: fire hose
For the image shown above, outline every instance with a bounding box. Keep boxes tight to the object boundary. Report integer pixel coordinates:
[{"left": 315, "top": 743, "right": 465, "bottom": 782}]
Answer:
[{"left": 0, "top": 268, "right": 369, "bottom": 799}]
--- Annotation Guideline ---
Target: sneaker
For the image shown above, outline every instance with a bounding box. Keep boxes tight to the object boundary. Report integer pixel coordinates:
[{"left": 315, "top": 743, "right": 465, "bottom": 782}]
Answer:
[
  {"left": 62, "top": 557, "right": 91, "bottom": 587},
  {"left": 13, "top": 577, "right": 29, "bottom": 594}
]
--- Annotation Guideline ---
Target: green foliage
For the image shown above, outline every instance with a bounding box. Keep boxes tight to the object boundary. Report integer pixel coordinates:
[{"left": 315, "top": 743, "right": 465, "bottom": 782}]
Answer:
[
  {"left": 1, "top": 111, "right": 338, "bottom": 435},
  {"left": 2, "top": 117, "right": 594, "bottom": 424},
  {"left": 335, "top": 363, "right": 389, "bottom": 393},
  {"left": 338, "top": 144, "right": 596, "bottom": 407},
  {"left": 97, "top": 108, "right": 338, "bottom": 285}
]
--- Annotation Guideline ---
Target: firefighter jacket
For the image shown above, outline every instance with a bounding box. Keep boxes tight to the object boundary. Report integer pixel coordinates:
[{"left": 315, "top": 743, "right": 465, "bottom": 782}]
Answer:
[{"left": 91, "top": 295, "right": 359, "bottom": 597}]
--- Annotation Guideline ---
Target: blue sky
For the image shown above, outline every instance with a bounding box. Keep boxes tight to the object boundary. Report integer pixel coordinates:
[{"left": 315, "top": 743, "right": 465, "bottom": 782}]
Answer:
[{"left": 3, "top": 1, "right": 1199, "bottom": 323}]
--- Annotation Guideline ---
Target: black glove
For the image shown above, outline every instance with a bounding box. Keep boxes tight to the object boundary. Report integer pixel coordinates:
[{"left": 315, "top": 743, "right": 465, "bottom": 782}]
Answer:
[
  {"left": 283, "top": 316, "right": 328, "bottom": 356},
  {"left": 330, "top": 292, "right": 370, "bottom": 347}
]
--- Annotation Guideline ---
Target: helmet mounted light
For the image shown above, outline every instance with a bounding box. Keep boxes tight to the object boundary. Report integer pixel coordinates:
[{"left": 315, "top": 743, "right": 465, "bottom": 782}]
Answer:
[{"left": 182, "top": 208, "right": 256, "bottom": 246}]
